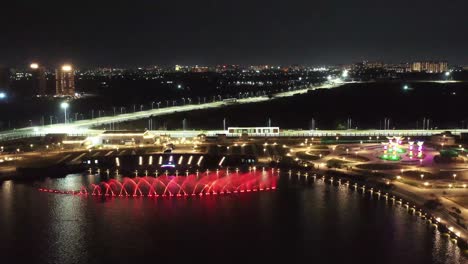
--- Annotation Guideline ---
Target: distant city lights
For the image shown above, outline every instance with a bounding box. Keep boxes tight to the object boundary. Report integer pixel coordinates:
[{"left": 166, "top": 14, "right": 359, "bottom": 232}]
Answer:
[
  {"left": 342, "top": 70, "right": 349, "bottom": 78},
  {"left": 62, "top": 65, "right": 73, "bottom": 72}
]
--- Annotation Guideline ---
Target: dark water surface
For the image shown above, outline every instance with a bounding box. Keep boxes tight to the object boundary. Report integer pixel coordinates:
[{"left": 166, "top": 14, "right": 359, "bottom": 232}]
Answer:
[{"left": 0, "top": 174, "right": 465, "bottom": 264}]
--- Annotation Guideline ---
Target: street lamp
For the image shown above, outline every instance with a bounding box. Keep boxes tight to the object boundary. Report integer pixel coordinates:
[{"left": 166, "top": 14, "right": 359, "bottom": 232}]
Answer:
[
  {"left": 453, "top": 173, "right": 457, "bottom": 181},
  {"left": 62, "top": 65, "right": 72, "bottom": 72},
  {"left": 342, "top": 70, "right": 348, "bottom": 78},
  {"left": 420, "top": 174, "right": 424, "bottom": 180},
  {"left": 60, "top": 102, "right": 69, "bottom": 124}
]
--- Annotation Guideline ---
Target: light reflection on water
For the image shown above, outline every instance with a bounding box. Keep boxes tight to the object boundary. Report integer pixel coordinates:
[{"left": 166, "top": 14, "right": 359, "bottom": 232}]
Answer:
[{"left": 0, "top": 174, "right": 465, "bottom": 264}]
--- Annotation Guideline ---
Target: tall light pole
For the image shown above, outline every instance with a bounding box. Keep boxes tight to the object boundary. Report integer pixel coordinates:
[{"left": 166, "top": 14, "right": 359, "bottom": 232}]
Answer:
[{"left": 60, "top": 102, "right": 69, "bottom": 124}]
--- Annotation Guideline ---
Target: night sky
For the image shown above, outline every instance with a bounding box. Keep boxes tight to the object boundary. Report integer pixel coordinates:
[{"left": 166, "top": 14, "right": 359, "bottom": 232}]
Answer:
[{"left": 1, "top": 0, "right": 467, "bottom": 67}]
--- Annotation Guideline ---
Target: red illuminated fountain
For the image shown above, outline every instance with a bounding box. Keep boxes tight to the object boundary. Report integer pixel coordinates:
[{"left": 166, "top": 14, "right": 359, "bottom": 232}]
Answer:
[{"left": 39, "top": 168, "right": 278, "bottom": 198}]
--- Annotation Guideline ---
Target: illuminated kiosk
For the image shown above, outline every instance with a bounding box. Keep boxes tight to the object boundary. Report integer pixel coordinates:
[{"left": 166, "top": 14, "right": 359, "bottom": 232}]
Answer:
[{"left": 227, "top": 127, "right": 280, "bottom": 137}]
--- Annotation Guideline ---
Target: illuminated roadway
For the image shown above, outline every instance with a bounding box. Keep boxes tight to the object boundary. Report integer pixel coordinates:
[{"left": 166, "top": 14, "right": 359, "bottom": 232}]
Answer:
[
  {"left": 1, "top": 80, "right": 468, "bottom": 141},
  {"left": 0, "top": 82, "right": 343, "bottom": 141}
]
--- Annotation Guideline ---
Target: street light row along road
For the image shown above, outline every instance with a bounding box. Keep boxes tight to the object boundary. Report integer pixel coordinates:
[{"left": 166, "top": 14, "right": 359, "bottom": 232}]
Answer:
[
  {"left": 0, "top": 82, "right": 343, "bottom": 141},
  {"left": 2, "top": 80, "right": 468, "bottom": 141}
]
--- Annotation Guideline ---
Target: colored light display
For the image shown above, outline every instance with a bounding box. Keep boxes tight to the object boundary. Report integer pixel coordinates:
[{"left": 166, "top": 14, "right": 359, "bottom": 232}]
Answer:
[
  {"left": 39, "top": 170, "right": 278, "bottom": 198},
  {"left": 380, "top": 136, "right": 405, "bottom": 161},
  {"left": 408, "top": 141, "right": 424, "bottom": 158}
]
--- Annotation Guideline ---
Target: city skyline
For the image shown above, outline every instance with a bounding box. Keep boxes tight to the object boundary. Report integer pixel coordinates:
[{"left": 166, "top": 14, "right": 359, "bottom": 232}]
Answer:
[
  {"left": 0, "top": 60, "right": 459, "bottom": 71},
  {"left": 1, "top": 0, "right": 467, "bottom": 66}
]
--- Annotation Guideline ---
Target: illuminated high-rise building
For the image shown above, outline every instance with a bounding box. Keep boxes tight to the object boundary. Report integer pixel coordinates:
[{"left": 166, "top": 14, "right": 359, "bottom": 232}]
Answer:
[
  {"left": 55, "top": 64, "right": 75, "bottom": 96},
  {"left": 411, "top": 61, "right": 448, "bottom": 73},
  {"left": 30, "top": 63, "right": 47, "bottom": 96}
]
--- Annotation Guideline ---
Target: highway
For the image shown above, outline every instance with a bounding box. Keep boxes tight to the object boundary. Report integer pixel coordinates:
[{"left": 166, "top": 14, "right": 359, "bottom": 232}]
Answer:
[
  {"left": 1, "top": 79, "right": 468, "bottom": 141},
  {"left": 0, "top": 82, "right": 342, "bottom": 141}
]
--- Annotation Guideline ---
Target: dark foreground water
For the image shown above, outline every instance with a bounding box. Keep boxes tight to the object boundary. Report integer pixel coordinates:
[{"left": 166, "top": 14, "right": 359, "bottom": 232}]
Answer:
[{"left": 0, "top": 174, "right": 465, "bottom": 264}]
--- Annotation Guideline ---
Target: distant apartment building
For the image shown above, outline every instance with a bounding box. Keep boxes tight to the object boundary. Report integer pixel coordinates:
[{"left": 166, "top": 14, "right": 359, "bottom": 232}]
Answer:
[
  {"left": 215, "top": 64, "right": 241, "bottom": 72},
  {"left": 250, "top": 65, "right": 274, "bottom": 72},
  {"left": 411, "top": 61, "right": 448, "bottom": 73},
  {"left": 191, "top": 66, "right": 210, "bottom": 73},
  {"left": 365, "top": 61, "right": 384, "bottom": 69},
  {"left": 384, "top": 63, "right": 411, "bottom": 73},
  {"left": 55, "top": 65, "right": 75, "bottom": 96},
  {"left": 30, "top": 63, "right": 47, "bottom": 96},
  {"left": 0, "top": 66, "right": 11, "bottom": 90},
  {"left": 351, "top": 61, "right": 384, "bottom": 72}
]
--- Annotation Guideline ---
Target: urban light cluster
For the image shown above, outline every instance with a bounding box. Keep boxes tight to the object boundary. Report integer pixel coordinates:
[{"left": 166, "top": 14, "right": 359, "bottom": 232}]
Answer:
[{"left": 62, "top": 65, "right": 73, "bottom": 72}]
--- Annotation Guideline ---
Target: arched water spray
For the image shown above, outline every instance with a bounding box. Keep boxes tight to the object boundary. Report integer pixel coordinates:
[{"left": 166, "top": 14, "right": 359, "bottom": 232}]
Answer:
[{"left": 41, "top": 169, "right": 279, "bottom": 198}]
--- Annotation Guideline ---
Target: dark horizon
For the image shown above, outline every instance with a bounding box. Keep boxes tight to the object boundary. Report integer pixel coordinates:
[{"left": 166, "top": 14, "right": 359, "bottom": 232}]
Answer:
[{"left": 1, "top": 0, "right": 468, "bottom": 67}]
